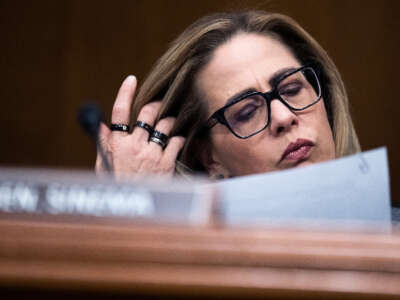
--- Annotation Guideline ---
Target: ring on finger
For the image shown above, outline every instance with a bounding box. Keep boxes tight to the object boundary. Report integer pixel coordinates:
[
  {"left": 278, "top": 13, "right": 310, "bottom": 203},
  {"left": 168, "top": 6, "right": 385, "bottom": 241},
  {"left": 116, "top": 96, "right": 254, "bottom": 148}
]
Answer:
[
  {"left": 149, "top": 136, "right": 167, "bottom": 149},
  {"left": 110, "top": 123, "right": 130, "bottom": 132},
  {"left": 135, "top": 121, "right": 154, "bottom": 134},
  {"left": 150, "top": 130, "right": 169, "bottom": 144}
]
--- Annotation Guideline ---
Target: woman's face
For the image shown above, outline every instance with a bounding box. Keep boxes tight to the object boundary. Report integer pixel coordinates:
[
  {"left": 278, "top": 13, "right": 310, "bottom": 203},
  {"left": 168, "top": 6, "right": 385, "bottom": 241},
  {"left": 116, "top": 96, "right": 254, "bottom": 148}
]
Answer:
[{"left": 196, "top": 33, "right": 335, "bottom": 177}]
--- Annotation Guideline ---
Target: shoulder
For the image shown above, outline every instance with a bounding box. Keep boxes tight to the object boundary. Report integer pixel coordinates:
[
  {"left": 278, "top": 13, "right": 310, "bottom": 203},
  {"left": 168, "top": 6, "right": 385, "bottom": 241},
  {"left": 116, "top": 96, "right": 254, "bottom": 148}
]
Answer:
[
  {"left": 392, "top": 207, "right": 400, "bottom": 221},
  {"left": 392, "top": 207, "right": 400, "bottom": 229}
]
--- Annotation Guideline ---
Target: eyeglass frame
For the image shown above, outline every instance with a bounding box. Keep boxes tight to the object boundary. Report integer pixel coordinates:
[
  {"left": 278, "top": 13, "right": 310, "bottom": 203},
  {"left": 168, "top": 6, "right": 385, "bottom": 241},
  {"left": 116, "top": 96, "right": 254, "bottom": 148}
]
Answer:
[{"left": 205, "top": 65, "right": 322, "bottom": 139}]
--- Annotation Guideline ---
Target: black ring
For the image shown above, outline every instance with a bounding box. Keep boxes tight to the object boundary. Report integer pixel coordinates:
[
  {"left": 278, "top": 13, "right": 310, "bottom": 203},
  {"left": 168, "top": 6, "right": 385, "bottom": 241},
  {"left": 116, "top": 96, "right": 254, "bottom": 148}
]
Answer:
[
  {"left": 150, "top": 130, "right": 168, "bottom": 144},
  {"left": 135, "top": 121, "right": 154, "bottom": 134},
  {"left": 110, "top": 123, "right": 130, "bottom": 132},
  {"left": 149, "top": 136, "right": 167, "bottom": 149}
]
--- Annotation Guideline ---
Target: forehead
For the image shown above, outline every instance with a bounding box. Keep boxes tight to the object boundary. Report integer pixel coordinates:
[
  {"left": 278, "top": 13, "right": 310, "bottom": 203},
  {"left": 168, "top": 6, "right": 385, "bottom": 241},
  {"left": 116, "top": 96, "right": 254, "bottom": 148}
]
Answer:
[{"left": 196, "top": 33, "right": 300, "bottom": 112}]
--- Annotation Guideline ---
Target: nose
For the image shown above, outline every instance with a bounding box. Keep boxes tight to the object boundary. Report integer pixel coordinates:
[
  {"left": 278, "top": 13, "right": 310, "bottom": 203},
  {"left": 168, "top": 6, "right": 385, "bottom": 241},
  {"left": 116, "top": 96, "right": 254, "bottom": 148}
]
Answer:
[{"left": 269, "top": 99, "right": 298, "bottom": 136}]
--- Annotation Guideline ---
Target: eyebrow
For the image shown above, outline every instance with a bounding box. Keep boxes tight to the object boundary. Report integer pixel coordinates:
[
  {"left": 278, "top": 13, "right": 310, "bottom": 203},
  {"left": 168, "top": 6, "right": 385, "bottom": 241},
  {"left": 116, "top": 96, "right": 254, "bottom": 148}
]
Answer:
[{"left": 225, "top": 67, "right": 298, "bottom": 106}]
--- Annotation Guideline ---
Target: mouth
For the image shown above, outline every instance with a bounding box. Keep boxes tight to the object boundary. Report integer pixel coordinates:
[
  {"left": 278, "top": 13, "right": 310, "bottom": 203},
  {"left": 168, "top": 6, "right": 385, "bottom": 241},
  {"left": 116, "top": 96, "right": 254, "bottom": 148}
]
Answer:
[{"left": 280, "top": 138, "right": 315, "bottom": 163}]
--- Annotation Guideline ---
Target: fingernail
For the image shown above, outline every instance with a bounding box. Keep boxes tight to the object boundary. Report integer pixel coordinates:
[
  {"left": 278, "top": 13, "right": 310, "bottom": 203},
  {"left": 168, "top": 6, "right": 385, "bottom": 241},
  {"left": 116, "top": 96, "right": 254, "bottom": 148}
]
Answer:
[
  {"left": 179, "top": 136, "right": 186, "bottom": 144},
  {"left": 125, "top": 75, "right": 136, "bottom": 84}
]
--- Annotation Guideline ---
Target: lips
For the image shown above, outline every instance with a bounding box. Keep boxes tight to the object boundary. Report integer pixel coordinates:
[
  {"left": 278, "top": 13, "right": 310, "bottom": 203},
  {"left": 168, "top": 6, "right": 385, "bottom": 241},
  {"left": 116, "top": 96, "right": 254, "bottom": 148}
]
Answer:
[{"left": 281, "top": 138, "right": 315, "bottom": 162}]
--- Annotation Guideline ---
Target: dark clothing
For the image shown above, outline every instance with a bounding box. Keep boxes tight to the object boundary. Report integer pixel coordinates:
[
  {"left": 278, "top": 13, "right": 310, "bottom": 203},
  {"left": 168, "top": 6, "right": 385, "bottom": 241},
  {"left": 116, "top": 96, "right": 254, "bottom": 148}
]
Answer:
[{"left": 392, "top": 207, "right": 400, "bottom": 229}]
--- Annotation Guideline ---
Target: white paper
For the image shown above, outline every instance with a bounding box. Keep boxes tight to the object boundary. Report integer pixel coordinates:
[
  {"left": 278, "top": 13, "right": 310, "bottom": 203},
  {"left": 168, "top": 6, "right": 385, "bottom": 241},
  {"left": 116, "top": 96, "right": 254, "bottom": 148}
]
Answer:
[{"left": 215, "top": 147, "right": 391, "bottom": 228}]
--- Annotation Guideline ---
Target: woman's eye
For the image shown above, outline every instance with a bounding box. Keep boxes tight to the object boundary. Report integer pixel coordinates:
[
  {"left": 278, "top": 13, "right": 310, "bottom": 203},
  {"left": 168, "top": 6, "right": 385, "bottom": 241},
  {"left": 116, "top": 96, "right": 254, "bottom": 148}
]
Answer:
[
  {"left": 279, "top": 82, "right": 303, "bottom": 97},
  {"left": 233, "top": 104, "right": 259, "bottom": 123}
]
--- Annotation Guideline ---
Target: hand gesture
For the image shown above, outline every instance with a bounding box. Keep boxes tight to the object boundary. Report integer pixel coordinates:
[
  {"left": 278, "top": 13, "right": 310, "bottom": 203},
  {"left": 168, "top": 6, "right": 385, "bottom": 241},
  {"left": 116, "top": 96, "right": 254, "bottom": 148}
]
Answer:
[{"left": 95, "top": 75, "right": 185, "bottom": 179}]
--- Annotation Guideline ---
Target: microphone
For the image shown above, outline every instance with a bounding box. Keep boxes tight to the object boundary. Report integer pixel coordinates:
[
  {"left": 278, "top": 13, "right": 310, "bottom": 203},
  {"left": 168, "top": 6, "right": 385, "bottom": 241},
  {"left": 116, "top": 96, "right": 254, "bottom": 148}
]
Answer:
[{"left": 77, "top": 103, "right": 112, "bottom": 172}]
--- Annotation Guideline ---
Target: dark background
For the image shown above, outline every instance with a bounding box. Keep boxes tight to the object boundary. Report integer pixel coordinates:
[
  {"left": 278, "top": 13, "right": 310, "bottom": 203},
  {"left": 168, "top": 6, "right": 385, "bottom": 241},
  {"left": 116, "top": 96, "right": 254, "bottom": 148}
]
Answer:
[{"left": 0, "top": 0, "right": 399, "bottom": 205}]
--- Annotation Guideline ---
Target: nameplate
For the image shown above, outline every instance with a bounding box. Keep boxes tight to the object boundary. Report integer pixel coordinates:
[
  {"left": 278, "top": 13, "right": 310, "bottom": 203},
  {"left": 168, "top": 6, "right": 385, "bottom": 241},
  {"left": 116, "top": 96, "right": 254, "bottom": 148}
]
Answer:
[{"left": 0, "top": 169, "right": 214, "bottom": 225}]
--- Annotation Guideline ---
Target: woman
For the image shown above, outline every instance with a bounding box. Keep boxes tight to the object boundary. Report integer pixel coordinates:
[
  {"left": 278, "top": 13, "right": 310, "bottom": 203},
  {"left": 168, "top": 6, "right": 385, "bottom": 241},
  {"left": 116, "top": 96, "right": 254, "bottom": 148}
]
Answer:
[{"left": 95, "top": 11, "right": 360, "bottom": 180}]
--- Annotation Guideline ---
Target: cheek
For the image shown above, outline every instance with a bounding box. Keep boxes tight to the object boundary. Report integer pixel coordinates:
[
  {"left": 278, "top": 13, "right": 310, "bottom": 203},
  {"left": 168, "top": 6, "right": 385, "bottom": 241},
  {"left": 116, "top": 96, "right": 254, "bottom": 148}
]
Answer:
[
  {"left": 210, "top": 131, "right": 277, "bottom": 175},
  {"left": 308, "top": 101, "right": 336, "bottom": 158},
  {"left": 211, "top": 134, "right": 244, "bottom": 162},
  {"left": 210, "top": 134, "right": 247, "bottom": 173}
]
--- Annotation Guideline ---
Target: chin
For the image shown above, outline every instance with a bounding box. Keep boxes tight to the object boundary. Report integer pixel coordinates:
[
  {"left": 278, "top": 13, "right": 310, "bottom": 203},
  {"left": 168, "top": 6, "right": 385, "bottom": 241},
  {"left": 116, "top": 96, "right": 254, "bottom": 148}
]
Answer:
[
  {"left": 295, "top": 160, "right": 314, "bottom": 168},
  {"left": 294, "top": 154, "right": 334, "bottom": 168},
  {"left": 283, "top": 157, "right": 316, "bottom": 169}
]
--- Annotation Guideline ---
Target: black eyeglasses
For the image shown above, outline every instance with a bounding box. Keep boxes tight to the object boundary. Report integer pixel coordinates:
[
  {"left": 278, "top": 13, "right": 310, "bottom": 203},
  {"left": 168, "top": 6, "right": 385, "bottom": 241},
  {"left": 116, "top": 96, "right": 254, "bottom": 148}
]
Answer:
[{"left": 205, "top": 66, "right": 322, "bottom": 139}]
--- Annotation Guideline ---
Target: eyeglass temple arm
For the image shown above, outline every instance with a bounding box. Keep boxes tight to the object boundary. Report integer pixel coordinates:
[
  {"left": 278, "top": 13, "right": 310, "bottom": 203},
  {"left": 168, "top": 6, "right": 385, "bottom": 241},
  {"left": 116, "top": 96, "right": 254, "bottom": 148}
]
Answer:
[{"left": 206, "top": 114, "right": 219, "bottom": 129}]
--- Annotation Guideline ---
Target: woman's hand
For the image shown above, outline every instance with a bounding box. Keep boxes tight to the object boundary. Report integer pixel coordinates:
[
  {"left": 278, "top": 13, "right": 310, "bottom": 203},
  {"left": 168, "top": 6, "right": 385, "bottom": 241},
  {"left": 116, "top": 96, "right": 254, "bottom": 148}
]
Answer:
[{"left": 95, "top": 75, "right": 185, "bottom": 179}]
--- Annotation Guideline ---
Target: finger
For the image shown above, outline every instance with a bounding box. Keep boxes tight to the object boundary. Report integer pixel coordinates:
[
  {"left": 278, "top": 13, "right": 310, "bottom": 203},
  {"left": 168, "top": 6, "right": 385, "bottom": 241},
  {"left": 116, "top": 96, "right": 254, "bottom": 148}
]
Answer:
[
  {"left": 111, "top": 75, "right": 137, "bottom": 133},
  {"left": 95, "top": 122, "right": 112, "bottom": 173},
  {"left": 95, "top": 152, "right": 105, "bottom": 174},
  {"left": 161, "top": 136, "right": 186, "bottom": 169},
  {"left": 132, "top": 101, "right": 162, "bottom": 141},
  {"left": 95, "top": 150, "right": 103, "bottom": 172},
  {"left": 98, "top": 122, "right": 111, "bottom": 149},
  {"left": 148, "top": 117, "right": 175, "bottom": 152}
]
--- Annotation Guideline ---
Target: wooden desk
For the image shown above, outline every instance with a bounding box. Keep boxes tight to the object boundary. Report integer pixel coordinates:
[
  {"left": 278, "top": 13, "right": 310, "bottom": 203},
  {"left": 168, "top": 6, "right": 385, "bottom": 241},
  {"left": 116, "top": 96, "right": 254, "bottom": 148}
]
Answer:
[{"left": 0, "top": 217, "right": 399, "bottom": 299}]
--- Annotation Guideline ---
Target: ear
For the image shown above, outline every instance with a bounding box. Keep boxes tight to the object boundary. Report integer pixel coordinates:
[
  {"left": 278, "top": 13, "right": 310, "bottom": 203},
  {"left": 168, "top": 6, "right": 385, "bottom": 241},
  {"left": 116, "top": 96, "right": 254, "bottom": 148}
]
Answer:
[{"left": 200, "top": 142, "right": 230, "bottom": 179}]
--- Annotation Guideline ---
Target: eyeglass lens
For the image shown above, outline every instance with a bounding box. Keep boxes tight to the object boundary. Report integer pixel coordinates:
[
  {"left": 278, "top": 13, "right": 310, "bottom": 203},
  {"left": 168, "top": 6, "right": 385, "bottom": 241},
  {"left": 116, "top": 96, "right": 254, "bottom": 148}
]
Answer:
[{"left": 224, "top": 67, "right": 320, "bottom": 137}]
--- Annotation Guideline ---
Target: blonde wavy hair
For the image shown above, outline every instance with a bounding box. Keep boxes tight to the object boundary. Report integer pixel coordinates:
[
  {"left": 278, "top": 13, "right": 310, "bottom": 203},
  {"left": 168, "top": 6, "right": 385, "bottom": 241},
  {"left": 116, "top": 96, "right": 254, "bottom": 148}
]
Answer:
[{"left": 131, "top": 11, "right": 360, "bottom": 175}]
